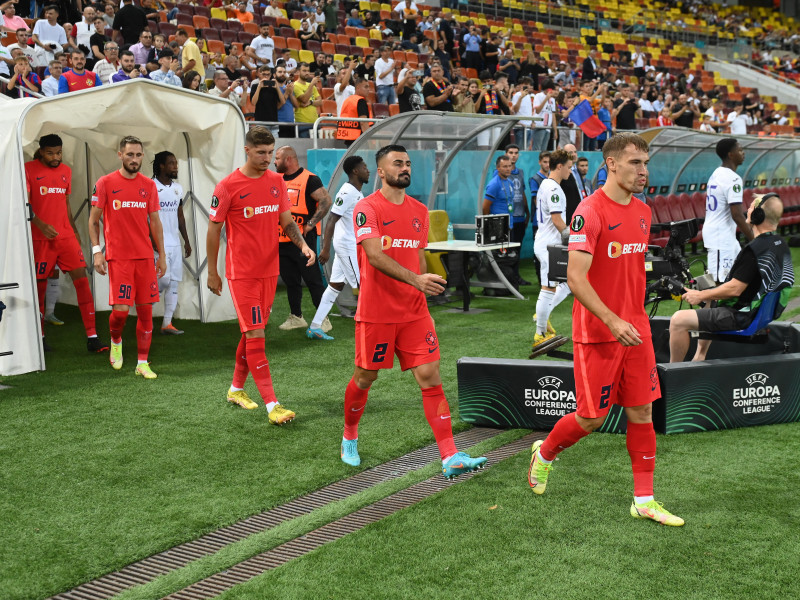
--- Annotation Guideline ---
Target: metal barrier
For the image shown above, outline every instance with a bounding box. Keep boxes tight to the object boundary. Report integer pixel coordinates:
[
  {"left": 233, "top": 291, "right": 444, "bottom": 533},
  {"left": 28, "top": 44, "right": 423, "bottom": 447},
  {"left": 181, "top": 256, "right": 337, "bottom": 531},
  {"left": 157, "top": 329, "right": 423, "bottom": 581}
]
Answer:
[{"left": 0, "top": 74, "right": 45, "bottom": 99}]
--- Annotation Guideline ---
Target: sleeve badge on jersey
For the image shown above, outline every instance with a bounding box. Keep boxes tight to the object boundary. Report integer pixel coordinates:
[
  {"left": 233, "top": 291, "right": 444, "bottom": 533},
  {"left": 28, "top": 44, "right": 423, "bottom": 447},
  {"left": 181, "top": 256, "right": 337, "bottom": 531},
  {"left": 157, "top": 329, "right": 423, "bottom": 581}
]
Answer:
[
  {"left": 733, "top": 183, "right": 741, "bottom": 193},
  {"left": 270, "top": 186, "right": 279, "bottom": 197},
  {"left": 571, "top": 215, "right": 585, "bottom": 232},
  {"left": 334, "top": 196, "right": 344, "bottom": 206},
  {"left": 551, "top": 193, "right": 560, "bottom": 203},
  {"left": 411, "top": 217, "right": 422, "bottom": 232},
  {"left": 355, "top": 212, "right": 367, "bottom": 227},
  {"left": 211, "top": 195, "right": 219, "bottom": 208}
]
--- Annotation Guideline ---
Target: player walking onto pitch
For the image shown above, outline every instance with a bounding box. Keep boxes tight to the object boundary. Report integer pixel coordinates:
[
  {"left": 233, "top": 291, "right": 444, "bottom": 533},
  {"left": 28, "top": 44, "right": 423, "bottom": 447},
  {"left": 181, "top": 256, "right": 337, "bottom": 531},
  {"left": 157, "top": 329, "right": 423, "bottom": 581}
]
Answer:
[
  {"left": 340, "top": 144, "right": 487, "bottom": 478},
  {"left": 206, "top": 127, "right": 315, "bottom": 425},
  {"left": 528, "top": 133, "right": 684, "bottom": 526},
  {"left": 26, "top": 134, "right": 108, "bottom": 353},
  {"left": 89, "top": 136, "right": 167, "bottom": 379},
  {"left": 152, "top": 151, "right": 193, "bottom": 335},
  {"left": 307, "top": 155, "right": 371, "bottom": 341}
]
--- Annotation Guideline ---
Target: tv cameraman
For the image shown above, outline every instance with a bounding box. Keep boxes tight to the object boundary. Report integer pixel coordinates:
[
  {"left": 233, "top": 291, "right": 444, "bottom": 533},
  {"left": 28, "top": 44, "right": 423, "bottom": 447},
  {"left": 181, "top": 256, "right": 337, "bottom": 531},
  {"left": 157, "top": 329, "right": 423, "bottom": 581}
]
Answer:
[{"left": 669, "top": 193, "right": 795, "bottom": 362}]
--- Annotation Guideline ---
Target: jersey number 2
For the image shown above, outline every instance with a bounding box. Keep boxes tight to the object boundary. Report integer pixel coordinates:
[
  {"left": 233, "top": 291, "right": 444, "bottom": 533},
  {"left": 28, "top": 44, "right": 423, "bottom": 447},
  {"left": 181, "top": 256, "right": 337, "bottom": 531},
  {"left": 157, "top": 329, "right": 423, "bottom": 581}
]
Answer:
[
  {"left": 372, "top": 343, "right": 388, "bottom": 363},
  {"left": 599, "top": 383, "right": 613, "bottom": 409}
]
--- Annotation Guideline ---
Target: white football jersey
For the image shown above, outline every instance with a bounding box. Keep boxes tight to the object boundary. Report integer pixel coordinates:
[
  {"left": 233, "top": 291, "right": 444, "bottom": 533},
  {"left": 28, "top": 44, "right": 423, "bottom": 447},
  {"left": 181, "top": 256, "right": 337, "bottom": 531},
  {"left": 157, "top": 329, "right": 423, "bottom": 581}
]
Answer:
[
  {"left": 703, "top": 166, "right": 743, "bottom": 249},
  {"left": 534, "top": 178, "right": 566, "bottom": 248},
  {"left": 156, "top": 179, "right": 184, "bottom": 247},
  {"left": 331, "top": 182, "right": 363, "bottom": 251}
]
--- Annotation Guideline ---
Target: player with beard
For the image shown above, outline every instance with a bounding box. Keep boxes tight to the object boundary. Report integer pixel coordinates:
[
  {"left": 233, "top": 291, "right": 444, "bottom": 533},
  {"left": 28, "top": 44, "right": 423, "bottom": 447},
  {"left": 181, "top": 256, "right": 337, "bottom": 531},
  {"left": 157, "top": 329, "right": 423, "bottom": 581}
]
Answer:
[
  {"left": 528, "top": 133, "right": 684, "bottom": 526},
  {"left": 89, "top": 136, "right": 167, "bottom": 378},
  {"left": 274, "top": 65, "right": 296, "bottom": 139},
  {"left": 340, "top": 144, "right": 488, "bottom": 478},
  {"left": 26, "top": 134, "right": 108, "bottom": 353}
]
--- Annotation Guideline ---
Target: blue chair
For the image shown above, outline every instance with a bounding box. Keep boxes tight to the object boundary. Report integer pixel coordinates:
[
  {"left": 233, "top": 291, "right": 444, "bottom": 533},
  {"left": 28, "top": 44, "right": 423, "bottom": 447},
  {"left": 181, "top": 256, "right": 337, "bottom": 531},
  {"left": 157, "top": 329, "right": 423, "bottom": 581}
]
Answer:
[{"left": 701, "top": 290, "right": 781, "bottom": 343}]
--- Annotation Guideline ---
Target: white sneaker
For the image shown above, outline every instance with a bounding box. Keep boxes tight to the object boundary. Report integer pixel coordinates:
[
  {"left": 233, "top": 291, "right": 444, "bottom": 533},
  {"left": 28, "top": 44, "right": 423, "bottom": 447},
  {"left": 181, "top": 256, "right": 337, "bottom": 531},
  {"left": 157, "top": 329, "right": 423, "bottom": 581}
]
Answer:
[
  {"left": 278, "top": 314, "right": 308, "bottom": 330},
  {"left": 321, "top": 316, "right": 332, "bottom": 332}
]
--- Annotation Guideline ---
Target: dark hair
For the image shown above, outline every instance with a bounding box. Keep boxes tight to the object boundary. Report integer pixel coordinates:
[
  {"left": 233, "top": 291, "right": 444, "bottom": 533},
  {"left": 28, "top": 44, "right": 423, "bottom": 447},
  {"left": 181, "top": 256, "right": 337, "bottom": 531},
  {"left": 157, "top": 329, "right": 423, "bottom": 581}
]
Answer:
[
  {"left": 715, "top": 138, "right": 738, "bottom": 160},
  {"left": 602, "top": 132, "right": 649, "bottom": 162},
  {"left": 505, "top": 144, "right": 519, "bottom": 153},
  {"left": 246, "top": 125, "right": 275, "bottom": 147},
  {"left": 549, "top": 149, "right": 571, "bottom": 170},
  {"left": 540, "top": 78, "right": 555, "bottom": 91},
  {"left": 495, "top": 155, "right": 511, "bottom": 167},
  {"left": 153, "top": 150, "right": 175, "bottom": 177},
  {"left": 71, "top": 48, "right": 85, "bottom": 57},
  {"left": 176, "top": 27, "right": 188, "bottom": 36},
  {"left": 343, "top": 155, "right": 365, "bottom": 176},
  {"left": 494, "top": 72, "right": 508, "bottom": 82},
  {"left": 119, "top": 135, "right": 143, "bottom": 151},
  {"left": 479, "top": 69, "right": 492, "bottom": 81},
  {"left": 375, "top": 144, "right": 407, "bottom": 166},
  {"left": 519, "top": 76, "right": 533, "bottom": 86},
  {"left": 538, "top": 151, "right": 551, "bottom": 162},
  {"left": 297, "top": 61, "right": 310, "bottom": 69},
  {"left": 39, "top": 134, "right": 62, "bottom": 149},
  {"left": 119, "top": 50, "right": 134, "bottom": 59},
  {"left": 182, "top": 69, "right": 200, "bottom": 88},
  {"left": 44, "top": 4, "right": 59, "bottom": 13},
  {"left": 577, "top": 157, "right": 588, "bottom": 164}
]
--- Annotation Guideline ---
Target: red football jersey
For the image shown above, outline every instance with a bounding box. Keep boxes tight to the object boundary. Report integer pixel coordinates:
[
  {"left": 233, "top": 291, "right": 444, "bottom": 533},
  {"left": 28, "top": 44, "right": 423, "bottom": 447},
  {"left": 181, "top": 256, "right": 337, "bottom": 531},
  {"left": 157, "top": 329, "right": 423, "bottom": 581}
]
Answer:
[
  {"left": 91, "top": 171, "right": 160, "bottom": 261},
  {"left": 568, "top": 188, "right": 651, "bottom": 343},
  {"left": 210, "top": 168, "right": 290, "bottom": 280},
  {"left": 354, "top": 190, "right": 429, "bottom": 324},
  {"left": 25, "top": 160, "right": 73, "bottom": 241}
]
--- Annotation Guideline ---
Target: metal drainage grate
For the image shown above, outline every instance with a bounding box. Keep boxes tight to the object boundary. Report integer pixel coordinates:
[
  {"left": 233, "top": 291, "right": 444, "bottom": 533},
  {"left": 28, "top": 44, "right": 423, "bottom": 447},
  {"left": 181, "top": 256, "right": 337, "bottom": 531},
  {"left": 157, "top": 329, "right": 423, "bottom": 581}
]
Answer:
[
  {"left": 164, "top": 433, "right": 543, "bottom": 600},
  {"left": 49, "top": 427, "right": 506, "bottom": 600}
]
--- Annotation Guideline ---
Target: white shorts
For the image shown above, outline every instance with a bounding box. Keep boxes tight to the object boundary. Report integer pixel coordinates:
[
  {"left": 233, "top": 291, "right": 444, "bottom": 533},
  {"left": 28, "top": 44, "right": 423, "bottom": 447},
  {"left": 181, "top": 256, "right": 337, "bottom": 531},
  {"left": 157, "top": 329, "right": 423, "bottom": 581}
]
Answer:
[
  {"left": 706, "top": 244, "right": 739, "bottom": 283},
  {"left": 155, "top": 245, "right": 183, "bottom": 291},
  {"left": 534, "top": 242, "right": 556, "bottom": 287},
  {"left": 330, "top": 245, "right": 360, "bottom": 288}
]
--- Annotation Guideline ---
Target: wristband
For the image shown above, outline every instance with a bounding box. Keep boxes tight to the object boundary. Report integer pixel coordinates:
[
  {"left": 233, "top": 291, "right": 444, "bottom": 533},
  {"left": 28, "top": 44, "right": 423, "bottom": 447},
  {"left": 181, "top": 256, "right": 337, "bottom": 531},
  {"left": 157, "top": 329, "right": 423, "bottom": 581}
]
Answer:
[{"left": 92, "top": 245, "right": 102, "bottom": 255}]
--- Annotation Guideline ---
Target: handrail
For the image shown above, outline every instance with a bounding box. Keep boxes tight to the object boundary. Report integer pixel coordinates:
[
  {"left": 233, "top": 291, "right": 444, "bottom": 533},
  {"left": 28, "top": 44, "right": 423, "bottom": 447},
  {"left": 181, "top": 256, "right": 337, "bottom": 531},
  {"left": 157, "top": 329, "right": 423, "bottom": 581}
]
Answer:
[
  {"left": 0, "top": 73, "right": 45, "bottom": 98},
  {"left": 730, "top": 59, "right": 800, "bottom": 90}
]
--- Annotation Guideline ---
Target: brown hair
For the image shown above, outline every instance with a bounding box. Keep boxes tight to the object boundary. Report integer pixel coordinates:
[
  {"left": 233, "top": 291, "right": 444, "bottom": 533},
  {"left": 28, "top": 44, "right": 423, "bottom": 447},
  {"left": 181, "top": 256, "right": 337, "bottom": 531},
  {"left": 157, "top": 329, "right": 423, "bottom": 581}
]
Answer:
[
  {"left": 119, "top": 135, "right": 143, "bottom": 151},
  {"left": 602, "top": 132, "right": 649, "bottom": 161},
  {"left": 245, "top": 126, "right": 275, "bottom": 147},
  {"left": 549, "top": 149, "right": 571, "bottom": 170}
]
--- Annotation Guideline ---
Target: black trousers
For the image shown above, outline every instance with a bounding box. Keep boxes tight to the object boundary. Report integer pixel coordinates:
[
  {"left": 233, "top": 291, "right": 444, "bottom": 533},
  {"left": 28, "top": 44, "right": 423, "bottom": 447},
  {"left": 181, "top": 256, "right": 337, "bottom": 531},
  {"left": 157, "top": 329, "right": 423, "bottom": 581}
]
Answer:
[{"left": 279, "top": 239, "right": 325, "bottom": 317}]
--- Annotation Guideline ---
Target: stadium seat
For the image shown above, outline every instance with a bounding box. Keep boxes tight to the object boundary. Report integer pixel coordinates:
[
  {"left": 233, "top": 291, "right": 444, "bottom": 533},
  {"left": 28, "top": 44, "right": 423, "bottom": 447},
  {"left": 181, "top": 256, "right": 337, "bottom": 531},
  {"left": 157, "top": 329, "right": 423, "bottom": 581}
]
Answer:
[
  {"left": 209, "top": 17, "right": 227, "bottom": 30},
  {"left": 220, "top": 29, "right": 237, "bottom": 45},
  {"left": 194, "top": 5, "right": 211, "bottom": 18},
  {"left": 210, "top": 7, "right": 227, "bottom": 20},
  {"left": 227, "top": 20, "right": 243, "bottom": 33},
  {"left": 177, "top": 12, "right": 193, "bottom": 26},
  {"left": 159, "top": 22, "right": 177, "bottom": 37},
  {"left": 204, "top": 29, "right": 220, "bottom": 41},
  {"left": 321, "top": 87, "right": 334, "bottom": 99},
  {"left": 236, "top": 31, "right": 252, "bottom": 43},
  {"left": 321, "top": 99, "right": 337, "bottom": 115},
  {"left": 243, "top": 22, "right": 259, "bottom": 35},
  {"left": 389, "top": 103, "right": 399, "bottom": 116},
  {"left": 287, "top": 37, "right": 302, "bottom": 51},
  {"left": 177, "top": 3, "right": 194, "bottom": 14},
  {"left": 321, "top": 41, "right": 335, "bottom": 54},
  {"left": 280, "top": 26, "right": 295, "bottom": 38},
  {"left": 306, "top": 40, "right": 322, "bottom": 53},
  {"left": 372, "top": 103, "right": 390, "bottom": 118},
  {"left": 192, "top": 15, "right": 210, "bottom": 29},
  {"left": 298, "top": 49, "right": 314, "bottom": 64},
  {"left": 355, "top": 36, "right": 369, "bottom": 48},
  {"left": 207, "top": 39, "right": 225, "bottom": 54},
  {"left": 335, "top": 43, "right": 350, "bottom": 55},
  {"left": 425, "top": 210, "right": 450, "bottom": 279}
]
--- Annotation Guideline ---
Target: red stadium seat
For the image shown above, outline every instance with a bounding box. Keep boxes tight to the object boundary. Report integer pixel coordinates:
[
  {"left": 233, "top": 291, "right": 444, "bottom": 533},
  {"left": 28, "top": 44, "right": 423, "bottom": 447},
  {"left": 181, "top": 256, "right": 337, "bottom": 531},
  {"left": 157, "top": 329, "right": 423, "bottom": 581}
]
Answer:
[
  {"left": 176, "top": 12, "right": 193, "bottom": 26},
  {"left": 220, "top": 29, "right": 237, "bottom": 45},
  {"left": 372, "top": 103, "right": 390, "bottom": 118}
]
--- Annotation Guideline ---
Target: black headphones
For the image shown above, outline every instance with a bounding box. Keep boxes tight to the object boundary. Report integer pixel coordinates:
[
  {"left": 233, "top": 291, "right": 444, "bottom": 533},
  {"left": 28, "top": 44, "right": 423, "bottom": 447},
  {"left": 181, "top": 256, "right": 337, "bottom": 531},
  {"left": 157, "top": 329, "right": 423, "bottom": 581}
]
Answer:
[{"left": 749, "top": 192, "right": 779, "bottom": 226}]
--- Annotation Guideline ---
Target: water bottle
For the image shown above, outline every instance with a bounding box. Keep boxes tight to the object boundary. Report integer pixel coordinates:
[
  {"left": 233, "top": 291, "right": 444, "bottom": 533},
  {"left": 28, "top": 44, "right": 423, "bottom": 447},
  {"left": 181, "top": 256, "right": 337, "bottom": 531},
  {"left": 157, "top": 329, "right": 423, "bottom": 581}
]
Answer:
[{"left": 446, "top": 222, "right": 455, "bottom": 241}]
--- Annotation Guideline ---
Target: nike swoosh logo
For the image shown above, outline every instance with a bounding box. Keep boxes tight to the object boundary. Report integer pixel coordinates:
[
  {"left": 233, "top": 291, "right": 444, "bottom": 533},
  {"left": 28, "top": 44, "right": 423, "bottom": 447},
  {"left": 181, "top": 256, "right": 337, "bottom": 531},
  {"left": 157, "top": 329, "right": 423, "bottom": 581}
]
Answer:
[
  {"left": 257, "top": 364, "right": 267, "bottom": 369},
  {"left": 608, "top": 223, "right": 622, "bottom": 230},
  {"left": 439, "top": 415, "right": 451, "bottom": 420},
  {"left": 382, "top": 220, "right": 395, "bottom": 226},
  {"left": 36, "top": 176, "right": 45, "bottom": 180},
  {"left": 112, "top": 189, "right": 123, "bottom": 194},
  {"left": 350, "top": 406, "right": 364, "bottom": 412},
  {"left": 643, "top": 456, "right": 655, "bottom": 460},
  {"left": 428, "top": 346, "right": 438, "bottom": 353},
  {"left": 144, "top": 330, "right": 152, "bottom": 334},
  {"left": 240, "top": 193, "right": 251, "bottom": 199}
]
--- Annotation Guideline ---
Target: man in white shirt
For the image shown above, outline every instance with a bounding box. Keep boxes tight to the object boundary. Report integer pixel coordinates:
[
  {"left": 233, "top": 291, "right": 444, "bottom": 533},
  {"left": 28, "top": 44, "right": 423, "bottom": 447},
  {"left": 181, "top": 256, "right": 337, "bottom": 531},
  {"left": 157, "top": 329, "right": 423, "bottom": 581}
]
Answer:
[
  {"left": 374, "top": 45, "right": 396, "bottom": 105},
  {"left": 511, "top": 76, "right": 535, "bottom": 150},
  {"left": 531, "top": 79, "right": 557, "bottom": 152},
  {"left": 149, "top": 48, "right": 181, "bottom": 86},
  {"left": 207, "top": 70, "right": 246, "bottom": 108},
  {"left": 306, "top": 155, "right": 370, "bottom": 341},
  {"left": 31, "top": 5, "right": 66, "bottom": 65},
  {"left": 41, "top": 59, "right": 62, "bottom": 95},
  {"left": 73, "top": 6, "right": 96, "bottom": 54},
  {"left": 334, "top": 61, "right": 355, "bottom": 115},
  {"left": 278, "top": 48, "right": 296, "bottom": 74},
  {"left": 5, "top": 28, "right": 36, "bottom": 63},
  {"left": 533, "top": 147, "right": 573, "bottom": 348},
  {"left": 92, "top": 41, "right": 121, "bottom": 85},
  {"left": 704, "top": 138, "right": 754, "bottom": 282},
  {"left": 247, "top": 22, "right": 274, "bottom": 67},
  {"left": 263, "top": 0, "right": 283, "bottom": 18},
  {"left": 152, "top": 151, "right": 191, "bottom": 334},
  {"left": 725, "top": 102, "right": 752, "bottom": 136}
]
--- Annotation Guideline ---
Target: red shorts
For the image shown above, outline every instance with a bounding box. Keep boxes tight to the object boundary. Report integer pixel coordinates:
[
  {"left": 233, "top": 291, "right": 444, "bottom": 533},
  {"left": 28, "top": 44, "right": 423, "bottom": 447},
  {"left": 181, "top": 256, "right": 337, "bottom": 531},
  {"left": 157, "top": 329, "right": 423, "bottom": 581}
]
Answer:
[
  {"left": 108, "top": 259, "right": 159, "bottom": 306},
  {"left": 228, "top": 277, "right": 277, "bottom": 333},
  {"left": 573, "top": 339, "right": 660, "bottom": 419},
  {"left": 355, "top": 315, "right": 440, "bottom": 371},
  {"left": 33, "top": 235, "right": 86, "bottom": 279}
]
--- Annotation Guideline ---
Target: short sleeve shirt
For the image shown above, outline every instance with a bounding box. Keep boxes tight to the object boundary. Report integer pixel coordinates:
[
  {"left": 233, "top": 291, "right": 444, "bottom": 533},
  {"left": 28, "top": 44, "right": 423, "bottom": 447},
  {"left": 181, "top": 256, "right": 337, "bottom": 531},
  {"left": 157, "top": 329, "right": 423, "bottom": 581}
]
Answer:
[
  {"left": 567, "top": 189, "right": 651, "bottom": 343},
  {"left": 210, "top": 168, "right": 290, "bottom": 279},
  {"left": 484, "top": 174, "right": 514, "bottom": 216},
  {"left": 422, "top": 79, "right": 453, "bottom": 111},
  {"left": 250, "top": 34, "right": 275, "bottom": 66},
  {"left": 91, "top": 171, "right": 159, "bottom": 261},
  {"left": 331, "top": 181, "right": 363, "bottom": 250},
  {"left": 155, "top": 179, "right": 184, "bottom": 247},
  {"left": 26, "top": 160, "right": 73, "bottom": 241},
  {"left": 353, "top": 190, "right": 429, "bottom": 323},
  {"left": 534, "top": 178, "right": 565, "bottom": 246},
  {"left": 703, "top": 166, "right": 743, "bottom": 249}
]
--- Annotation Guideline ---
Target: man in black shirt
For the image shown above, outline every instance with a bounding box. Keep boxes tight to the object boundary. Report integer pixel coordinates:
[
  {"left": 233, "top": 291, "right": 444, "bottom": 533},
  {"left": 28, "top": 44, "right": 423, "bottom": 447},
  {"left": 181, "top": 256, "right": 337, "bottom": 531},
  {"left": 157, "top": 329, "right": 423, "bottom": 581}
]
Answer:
[
  {"left": 422, "top": 63, "right": 454, "bottom": 111},
  {"left": 396, "top": 68, "right": 423, "bottom": 112},
  {"left": 250, "top": 65, "right": 285, "bottom": 134},
  {"left": 670, "top": 93, "right": 700, "bottom": 128},
  {"left": 112, "top": 0, "right": 147, "bottom": 46},
  {"left": 354, "top": 54, "right": 375, "bottom": 81},
  {"left": 669, "top": 193, "right": 794, "bottom": 362},
  {"left": 483, "top": 33, "right": 500, "bottom": 73},
  {"left": 612, "top": 84, "right": 640, "bottom": 130},
  {"left": 559, "top": 143, "right": 582, "bottom": 225}
]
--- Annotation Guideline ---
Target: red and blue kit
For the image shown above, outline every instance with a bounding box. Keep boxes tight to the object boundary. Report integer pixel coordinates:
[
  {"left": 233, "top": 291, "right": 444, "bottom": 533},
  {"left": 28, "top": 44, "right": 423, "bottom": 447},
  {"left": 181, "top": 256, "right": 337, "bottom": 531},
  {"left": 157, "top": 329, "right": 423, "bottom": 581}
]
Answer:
[
  {"left": 353, "top": 190, "right": 438, "bottom": 370},
  {"left": 567, "top": 189, "right": 659, "bottom": 417},
  {"left": 26, "top": 160, "right": 86, "bottom": 276},
  {"left": 210, "top": 168, "right": 290, "bottom": 331},
  {"left": 92, "top": 171, "right": 160, "bottom": 305}
]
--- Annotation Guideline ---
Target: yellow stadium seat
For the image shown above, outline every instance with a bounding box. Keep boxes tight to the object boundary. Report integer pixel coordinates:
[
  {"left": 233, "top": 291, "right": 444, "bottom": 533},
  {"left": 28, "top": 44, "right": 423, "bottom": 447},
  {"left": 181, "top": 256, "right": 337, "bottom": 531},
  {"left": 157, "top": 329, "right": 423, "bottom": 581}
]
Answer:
[
  {"left": 370, "top": 28, "right": 383, "bottom": 39},
  {"left": 210, "top": 7, "right": 227, "bottom": 20},
  {"left": 355, "top": 36, "right": 369, "bottom": 48},
  {"left": 290, "top": 18, "right": 301, "bottom": 29},
  {"left": 425, "top": 210, "right": 450, "bottom": 279},
  {"left": 299, "top": 49, "right": 314, "bottom": 63}
]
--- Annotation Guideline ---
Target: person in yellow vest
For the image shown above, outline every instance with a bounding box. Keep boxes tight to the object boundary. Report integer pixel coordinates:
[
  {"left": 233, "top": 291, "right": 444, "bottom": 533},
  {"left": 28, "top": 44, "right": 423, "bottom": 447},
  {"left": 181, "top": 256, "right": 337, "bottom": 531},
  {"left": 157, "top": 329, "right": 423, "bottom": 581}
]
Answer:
[
  {"left": 336, "top": 78, "right": 373, "bottom": 147},
  {"left": 274, "top": 146, "right": 334, "bottom": 331}
]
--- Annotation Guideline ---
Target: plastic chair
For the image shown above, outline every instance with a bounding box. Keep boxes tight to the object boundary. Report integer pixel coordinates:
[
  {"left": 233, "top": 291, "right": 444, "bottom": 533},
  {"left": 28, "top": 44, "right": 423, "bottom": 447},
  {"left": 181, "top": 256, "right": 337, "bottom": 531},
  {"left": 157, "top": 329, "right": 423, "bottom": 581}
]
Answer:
[
  {"left": 425, "top": 210, "right": 450, "bottom": 279},
  {"left": 372, "top": 102, "right": 389, "bottom": 118},
  {"left": 298, "top": 48, "right": 314, "bottom": 64},
  {"left": 711, "top": 291, "right": 781, "bottom": 339}
]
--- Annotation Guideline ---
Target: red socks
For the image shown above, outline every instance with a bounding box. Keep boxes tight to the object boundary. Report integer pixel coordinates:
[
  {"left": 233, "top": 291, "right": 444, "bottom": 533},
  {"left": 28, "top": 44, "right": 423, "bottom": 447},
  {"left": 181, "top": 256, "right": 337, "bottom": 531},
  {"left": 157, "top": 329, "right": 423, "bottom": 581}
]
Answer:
[
  {"left": 135, "top": 304, "right": 153, "bottom": 361},
  {"left": 36, "top": 279, "right": 47, "bottom": 335},
  {"left": 344, "top": 378, "right": 369, "bottom": 440},
  {"left": 626, "top": 421, "right": 656, "bottom": 497},
  {"left": 231, "top": 334, "right": 249, "bottom": 389},
  {"left": 73, "top": 276, "right": 97, "bottom": 337},
  {"left": 109, "top": 309, "right": 128, "bottom": 344},
  {"left": 421, "top": 384, "right": 457, "bottom": 460},
  {"left": 245, "top": 337, "right": 276, "bottom": 405},
  {"left": 539, "top": 412, "right": 591, "bottom": 462}
]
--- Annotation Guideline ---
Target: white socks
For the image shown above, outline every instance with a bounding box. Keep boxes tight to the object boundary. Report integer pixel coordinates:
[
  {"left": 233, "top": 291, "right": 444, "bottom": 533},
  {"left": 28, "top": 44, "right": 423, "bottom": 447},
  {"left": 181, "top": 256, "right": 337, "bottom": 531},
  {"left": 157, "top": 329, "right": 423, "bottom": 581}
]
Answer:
[
  {"left": 550, "top": 282, "right": 572, "bottom": 311},
  {"left": 535, "top": 290, "right": 555, "bottom": 335},
  {"left": 163, "top": 279, "right": 179, "bottom": 325},
  {"left": 45, "top": 277, "right": 61, "bottom": 314},
  {"left": 634, "top": 495, "right": 654, "bottom": 505},
  {"left": 310, "top": 285, "right": 340, "bottom": 330}
]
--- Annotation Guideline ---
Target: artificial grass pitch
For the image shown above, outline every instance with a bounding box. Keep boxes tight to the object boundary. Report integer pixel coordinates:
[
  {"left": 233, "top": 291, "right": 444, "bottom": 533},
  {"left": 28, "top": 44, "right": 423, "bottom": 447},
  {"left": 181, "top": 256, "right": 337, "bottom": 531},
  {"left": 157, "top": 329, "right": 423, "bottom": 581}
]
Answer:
[{"left": 1, "top": 256, "right": 799, "bottom": 599}]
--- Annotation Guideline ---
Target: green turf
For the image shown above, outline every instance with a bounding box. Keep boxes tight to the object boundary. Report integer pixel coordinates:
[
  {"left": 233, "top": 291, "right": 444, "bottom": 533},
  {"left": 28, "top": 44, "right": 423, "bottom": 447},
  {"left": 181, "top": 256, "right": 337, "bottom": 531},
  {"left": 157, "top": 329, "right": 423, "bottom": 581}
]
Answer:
[{"left": 1, "top": 248, "right": 799, "bottom": 599}]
